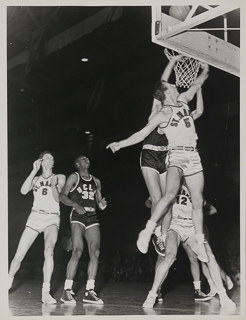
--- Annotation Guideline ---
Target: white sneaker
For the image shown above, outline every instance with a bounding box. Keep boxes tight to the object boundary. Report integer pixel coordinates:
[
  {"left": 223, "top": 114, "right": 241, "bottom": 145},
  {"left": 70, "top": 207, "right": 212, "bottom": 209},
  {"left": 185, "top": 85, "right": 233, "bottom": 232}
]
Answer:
[
  {"left": 142, "top": 291, "right": 157, "bottom": 308},
  {"left": 219, "top": 295, "right": 236, "bottom": 308},
  {"left": 42, "top": 292, "right": 57, "bottom": 304},
  {"left": 137, "top": 229, "right": 151, "bottom": 254},
  {"left": 208, "top": 287, "right": 217, "bottom": 297}
]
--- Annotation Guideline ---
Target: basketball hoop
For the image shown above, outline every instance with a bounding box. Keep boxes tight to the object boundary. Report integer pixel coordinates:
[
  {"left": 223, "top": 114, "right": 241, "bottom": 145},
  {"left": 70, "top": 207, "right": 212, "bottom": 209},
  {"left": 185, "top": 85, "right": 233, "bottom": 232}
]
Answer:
[{"left": 164, "top": 48, "right": 201, "bottom": 88}]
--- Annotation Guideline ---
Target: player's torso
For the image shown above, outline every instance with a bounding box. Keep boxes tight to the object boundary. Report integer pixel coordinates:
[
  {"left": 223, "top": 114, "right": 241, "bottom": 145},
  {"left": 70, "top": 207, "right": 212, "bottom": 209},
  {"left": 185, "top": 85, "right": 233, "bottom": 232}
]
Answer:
[
  {"left": 70, "top": 172, "right": 97, "bottom": 213},
  {"left": 32, "top": 174, "right": 60, "bottom": 212},
  {"left": 172, "top": 184, "right": 193, "bottom": 220},
  {"left": 164, "top": 102, "right": 198, "bottom": 148},
  {"left": 143, "top": 124, "right": 169, "bottom": 147}
]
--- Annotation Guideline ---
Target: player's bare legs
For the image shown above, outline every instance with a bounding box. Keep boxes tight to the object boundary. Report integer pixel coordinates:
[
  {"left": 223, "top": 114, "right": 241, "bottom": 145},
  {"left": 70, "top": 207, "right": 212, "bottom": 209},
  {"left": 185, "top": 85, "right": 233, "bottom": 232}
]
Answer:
[
  {"left": 182, "top": 242, "right": 211, "bottom": 301},
  {"left": 66, "top": 223, "right": 85, "bottom": 280},
  {"left": 187, "top": 236, "right": 236, "bottom": 308},
  {"left": 185, "top": 172, "right": 208, "bottom": 262},
  {"left": 142, "top": 230, "right": 180, "bottom": 308},
  {"left": 60, "top": 223, "right": 84, "bottom": 304},
  {"left": 42, "top": 224, "right": 59, "bottom": 303},
  {"left": 141, "top": 168, "right": 163, "bottom": 215},
  {"left": 137, "top": 167, "right": 182, "bottom": 254},
  {"left": 85, "top": 225, "right": 101, "bottom": 281},
  {"left": 142, "top": 170, "right": 171, "bottom": 255},
  {"left": 9, "top": 227, "right": 39, "bottom": 288}
]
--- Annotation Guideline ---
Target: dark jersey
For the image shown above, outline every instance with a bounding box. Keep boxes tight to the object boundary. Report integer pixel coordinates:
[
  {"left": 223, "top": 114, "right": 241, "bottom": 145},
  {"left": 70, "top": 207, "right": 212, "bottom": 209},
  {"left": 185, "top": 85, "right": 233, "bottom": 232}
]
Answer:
[
  {"left": 70, "top": 172, "right": 98, "bottom": 213},
  {"left": 143, "top": 125, "right": 168, "bottom": 147}
]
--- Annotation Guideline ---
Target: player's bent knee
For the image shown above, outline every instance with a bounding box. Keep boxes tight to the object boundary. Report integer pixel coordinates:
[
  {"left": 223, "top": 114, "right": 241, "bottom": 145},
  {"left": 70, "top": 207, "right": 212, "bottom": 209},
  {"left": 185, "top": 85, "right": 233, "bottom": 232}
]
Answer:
[
  {"left": 72, "top": 247, "right": 83, "bottom": 260},
  {"left": 44, "top": 245, "right": 55, "bottom": 257},
  {"left": 95, "top": 249, "right": 100, "bottom": 258}
]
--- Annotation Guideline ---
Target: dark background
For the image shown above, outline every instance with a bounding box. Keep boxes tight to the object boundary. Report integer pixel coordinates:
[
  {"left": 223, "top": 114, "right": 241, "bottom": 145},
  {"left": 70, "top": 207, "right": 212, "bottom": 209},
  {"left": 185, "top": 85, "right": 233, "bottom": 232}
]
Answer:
[{"left": 7, "top": 6, "right": 240, "bottom": 283}]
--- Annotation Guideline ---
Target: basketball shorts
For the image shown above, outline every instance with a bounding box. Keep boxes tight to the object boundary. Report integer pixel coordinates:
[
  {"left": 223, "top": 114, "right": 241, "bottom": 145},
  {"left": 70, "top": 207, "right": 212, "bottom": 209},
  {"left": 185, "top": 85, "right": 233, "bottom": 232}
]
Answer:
[
  {"left": 166, "top": 149, "right": 203, "bottom": 176},
  {"left": 168, "top": 218, "right": 195, "bottom": 243},
  {"left": 140, "top": 149, "right": 168, "bottom": 175},
  {"left": 70, "top": 209, "right": 100, "bottom": 230},
  {"left": 26, "top": 210, "right": 60, "bottom": 233}
]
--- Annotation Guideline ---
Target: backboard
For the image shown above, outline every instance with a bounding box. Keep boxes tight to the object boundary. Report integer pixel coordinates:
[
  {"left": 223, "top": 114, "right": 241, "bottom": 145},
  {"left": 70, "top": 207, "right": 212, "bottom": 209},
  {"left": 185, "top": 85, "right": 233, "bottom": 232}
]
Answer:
[{"left": 152, "top": 5, "right": 240, "bottom": 77}]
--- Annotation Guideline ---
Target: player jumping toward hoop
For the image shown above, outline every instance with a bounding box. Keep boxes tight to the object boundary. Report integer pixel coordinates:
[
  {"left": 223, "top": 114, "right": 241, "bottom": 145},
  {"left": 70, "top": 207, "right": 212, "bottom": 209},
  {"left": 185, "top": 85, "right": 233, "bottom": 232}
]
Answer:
[{"left": 107, "top": 56, "right": 209, "bottom": 262}]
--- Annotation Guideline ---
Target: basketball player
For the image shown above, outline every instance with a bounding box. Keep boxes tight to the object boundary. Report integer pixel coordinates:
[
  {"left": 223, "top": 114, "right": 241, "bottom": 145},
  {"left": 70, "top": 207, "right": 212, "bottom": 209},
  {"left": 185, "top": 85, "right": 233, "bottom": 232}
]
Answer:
[
  {"left": 59, "top": 155, "right": 107, "bottom": 305},
  {"left": 8, "top": 151, "right": 66, "bottom": 304},
  {"left": 142, "top": 180, "right": 236, "bottom": 309},
  {"left": 107, "top": 56, "right": 209, "bottom": 262}
]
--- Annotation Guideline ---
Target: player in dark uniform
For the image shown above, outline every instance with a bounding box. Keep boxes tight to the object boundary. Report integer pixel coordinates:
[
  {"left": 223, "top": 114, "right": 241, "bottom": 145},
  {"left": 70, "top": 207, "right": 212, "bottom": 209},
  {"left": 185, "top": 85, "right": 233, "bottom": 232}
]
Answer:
[{"left": 59, "top": 155, "right": 107, "bottom": 305}]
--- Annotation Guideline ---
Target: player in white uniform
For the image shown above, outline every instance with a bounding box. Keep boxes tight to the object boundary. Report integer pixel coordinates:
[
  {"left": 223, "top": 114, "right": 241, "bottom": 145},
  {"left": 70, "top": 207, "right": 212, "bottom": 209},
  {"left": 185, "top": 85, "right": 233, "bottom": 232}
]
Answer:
[
  {"left": 8, "top": 151, "right": 66, "bottom": 304},
  {"left": 142, "top": 181, "right": 236, "bottom": 309},
  {"left": 107, "top": 56, "right": 209, "bottom": 262}
]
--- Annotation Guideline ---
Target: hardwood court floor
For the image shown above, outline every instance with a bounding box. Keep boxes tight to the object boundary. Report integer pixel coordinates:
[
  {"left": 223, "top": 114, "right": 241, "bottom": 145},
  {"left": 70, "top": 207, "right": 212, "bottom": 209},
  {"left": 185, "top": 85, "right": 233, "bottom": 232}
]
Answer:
[{"left": 8, "top": 279, "right": 241, "bottom": 316}]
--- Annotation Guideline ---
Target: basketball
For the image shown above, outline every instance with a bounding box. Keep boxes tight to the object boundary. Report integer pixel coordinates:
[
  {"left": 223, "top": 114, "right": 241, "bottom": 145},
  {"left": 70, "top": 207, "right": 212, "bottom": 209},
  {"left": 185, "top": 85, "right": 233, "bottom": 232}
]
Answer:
[{"left": 169, "top": 6, "right": 191, "bottom": 21}]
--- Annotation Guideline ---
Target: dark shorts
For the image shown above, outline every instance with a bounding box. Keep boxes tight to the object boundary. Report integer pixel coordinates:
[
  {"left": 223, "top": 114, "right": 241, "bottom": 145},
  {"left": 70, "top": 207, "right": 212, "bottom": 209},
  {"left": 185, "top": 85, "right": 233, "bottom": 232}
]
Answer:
[
  {"left": 140, "top": 149, "right": 168, "bottom": 175},
  {"left": 70, "top": 210, "right": 100, "bottom": 230}
]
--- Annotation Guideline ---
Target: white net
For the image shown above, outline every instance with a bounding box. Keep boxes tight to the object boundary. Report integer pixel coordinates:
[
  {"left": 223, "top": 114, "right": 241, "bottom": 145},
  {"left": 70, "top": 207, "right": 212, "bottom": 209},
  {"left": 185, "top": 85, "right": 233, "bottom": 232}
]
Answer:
[{"left": 164, "top": 48, "right": 201, "bottom": 88}]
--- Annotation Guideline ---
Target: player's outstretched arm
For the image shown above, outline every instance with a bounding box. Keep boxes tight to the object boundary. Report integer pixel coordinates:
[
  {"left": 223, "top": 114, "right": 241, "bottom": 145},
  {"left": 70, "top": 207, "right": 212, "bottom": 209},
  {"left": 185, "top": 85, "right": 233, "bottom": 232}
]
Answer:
[
  {"left": 106, "top": 111, "right": 167, "bottom": 153},
  {"left": 192, "top": 88, "right": 204, "bottom": 120},
  {"left": 161, "top": 54, "right": 183, "bottom": 82},
  {"left": 181, "top": 62, "right": 209, "bottom": 103}
]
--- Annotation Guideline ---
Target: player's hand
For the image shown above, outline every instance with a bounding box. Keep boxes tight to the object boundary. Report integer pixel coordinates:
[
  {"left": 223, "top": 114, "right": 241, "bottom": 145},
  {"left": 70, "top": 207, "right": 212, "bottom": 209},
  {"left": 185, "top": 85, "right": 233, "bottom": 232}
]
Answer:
[
  {"left": 98, "top": 198, "right": 107, "bottom": 210},
  {"left": 173, "top": 54, "right": 184, "bottom": 62},
  {"left": 145, "top": 197, "right": 152, "bottom": 209},
  {"left": 51, "top": 175, "right": 58, "bottom": 187},
  {"left": 73, "top": 203, "right": 86, "bottom": 215},
  {"left": 106, "top": 142, "right": 121, "bottom": 153},
  {"left": 200, "top": 62, "right": 209, "bottom": 73},
  {"left": 33, "top": 159, "right": 42, "bottom": 172}
]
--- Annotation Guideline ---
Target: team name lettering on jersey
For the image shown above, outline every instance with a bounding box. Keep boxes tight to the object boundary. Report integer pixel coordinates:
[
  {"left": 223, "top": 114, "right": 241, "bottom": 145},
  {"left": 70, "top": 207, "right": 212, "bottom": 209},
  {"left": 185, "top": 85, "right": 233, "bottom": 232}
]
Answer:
[
  {"left": 170, "top": 108, "right": 193, "bottom": 128},
  {"left": 76, "top": 184, "right": 96, "bottom": 200},
  {"left": 33, "top": 180, "right": 52, "bottom": 192}
]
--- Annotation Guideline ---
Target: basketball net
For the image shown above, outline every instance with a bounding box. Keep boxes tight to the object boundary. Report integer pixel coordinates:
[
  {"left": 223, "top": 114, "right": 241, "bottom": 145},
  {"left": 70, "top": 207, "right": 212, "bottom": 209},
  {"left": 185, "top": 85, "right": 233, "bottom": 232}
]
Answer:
[{"left": 164, "top": 48, "right": 201, "bottom": 88}]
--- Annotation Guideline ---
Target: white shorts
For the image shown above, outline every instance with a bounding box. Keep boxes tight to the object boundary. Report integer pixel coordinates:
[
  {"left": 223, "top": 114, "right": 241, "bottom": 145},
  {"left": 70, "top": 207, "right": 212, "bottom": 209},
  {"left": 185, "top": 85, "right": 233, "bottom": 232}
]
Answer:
[
  {"left": 26, "top": 211, "right": 60, "bottom": 233},
  {"left": 166, "top": 149, "right": 203, "bottom": 177},
  {"left": 168, "top": 218, "right": 195, "bottom": 243}
]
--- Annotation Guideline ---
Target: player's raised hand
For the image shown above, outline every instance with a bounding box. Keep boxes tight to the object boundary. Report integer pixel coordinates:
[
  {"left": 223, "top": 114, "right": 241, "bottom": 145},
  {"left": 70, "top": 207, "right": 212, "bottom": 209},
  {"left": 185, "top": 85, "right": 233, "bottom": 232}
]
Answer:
[
  {"left": 200, "top": 62, "right": 209, "bottom": 72},
  {"left": 33, "top": 159, "right": 42, "bottom": 172},
  {"left": 106, "top": 142, "right": 121, "bottom": 153}
]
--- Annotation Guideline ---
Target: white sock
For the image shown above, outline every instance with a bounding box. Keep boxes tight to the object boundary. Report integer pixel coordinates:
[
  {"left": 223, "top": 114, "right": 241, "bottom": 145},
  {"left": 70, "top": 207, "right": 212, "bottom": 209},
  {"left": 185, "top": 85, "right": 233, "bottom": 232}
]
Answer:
[
  {"left": 193, "top": 281, "right": 201, "bottom": 290},
  {"left": 218, "top": 288, "right": 227, "bottom": 297},
  {"left": 42, "top": 282, "right": 50, "bottom": 293},
  {"left": 149, "top": 290, "right": 158, "bottom": 297},
  {"left": 154, "top": 225, "right": 161, "bottom": 237},
  {"left": 64, "top": 279, "right": 73, "bottom": 290},
  {"left": 160, "top": 234, "right": 167, "bottom": 242},
  {"left": 146, "top": 220, "right": 157, "bottom": 233},
  {"left": 86, "top": 279, "right": 95, "bottom": 291},
  {"left": 195, "top": 234, "right": 205, "bottom": 244}
]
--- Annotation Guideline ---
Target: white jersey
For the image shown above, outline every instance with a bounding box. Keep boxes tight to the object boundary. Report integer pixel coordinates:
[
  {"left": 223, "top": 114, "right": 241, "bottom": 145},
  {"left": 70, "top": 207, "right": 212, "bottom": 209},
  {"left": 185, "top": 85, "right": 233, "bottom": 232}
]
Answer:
[
  {"left": 172, "top": 183, "right": 192, "bottom": 220},
  {"left": 164, "top": 102, "right": 198, "bottom": 149},
  {"left": 32, "top": 174, "right": 60, "bottom": 213}
]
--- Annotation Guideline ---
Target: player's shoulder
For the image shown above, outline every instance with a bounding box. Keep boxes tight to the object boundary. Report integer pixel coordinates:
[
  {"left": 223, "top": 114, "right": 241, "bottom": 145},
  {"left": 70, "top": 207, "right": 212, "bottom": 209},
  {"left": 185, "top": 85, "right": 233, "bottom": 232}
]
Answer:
[
  {"left": 57, "top": 173, "right": 66, "bottom": 179},
  {"left": 92, "top": 175, "right": 101, "bottom": 185}
]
